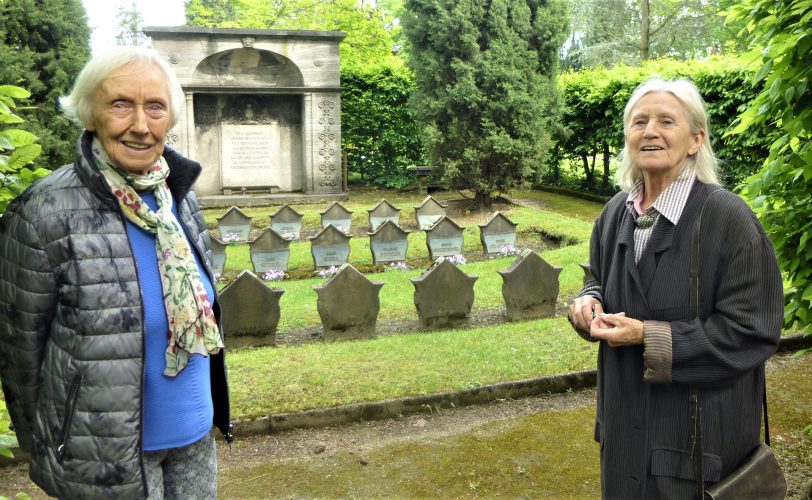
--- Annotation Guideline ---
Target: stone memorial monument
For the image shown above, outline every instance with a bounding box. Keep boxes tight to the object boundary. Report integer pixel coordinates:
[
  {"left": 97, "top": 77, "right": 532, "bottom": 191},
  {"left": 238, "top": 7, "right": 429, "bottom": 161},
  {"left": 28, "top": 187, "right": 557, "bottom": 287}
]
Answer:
[
  {"left": 143, "top": 27, "right": 347, "bottom": 197},
  {"left": 249, "top": 227, "right": 292, "bottom": 273},
  {"left": 412, "top": 257, "right": 478, "bottom": 328},
  {"left": 368, "top": 219, "right": 410, "bottom": 264},
  {"left": 216, "top": 206, "right": 253, "bottom": 242},
  {"left": 413, "top": 195, "right": 447, "bottom": 230},
  {"left": 320, "top": 201, "right": 353, "bottom": 233},
  {"left": 218, "top": 270, "right": 285, "bottom": 347},
  {"left": 210, "top": 236, "right": 227, "bottom": 275},
  {"left": 310, "top": 224, "right": 352, "bottom": 268},
  {"left": 313, "top": 264, "right": 384, "bottom": 341},
  {"left": 498, "top": 250, "right": 562, "bottom": 321},
  {"left": 425, "top": 215, "right": 465, "bottom": 259},
  {"left": 367, "top": 199, "right": 401, "bottom": 230},
  {"left": 270, "top": 204, "right": 304, "bottom": 239},
  {"left": 478, "top": 211, "right": 518, "bottom": 254}
]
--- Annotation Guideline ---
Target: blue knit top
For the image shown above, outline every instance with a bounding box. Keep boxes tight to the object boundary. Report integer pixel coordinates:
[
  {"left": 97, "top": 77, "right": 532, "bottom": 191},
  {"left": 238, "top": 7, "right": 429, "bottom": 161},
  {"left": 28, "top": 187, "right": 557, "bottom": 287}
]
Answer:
[{"left": 124, "top": 191, "right": 214, "bottom": 451}]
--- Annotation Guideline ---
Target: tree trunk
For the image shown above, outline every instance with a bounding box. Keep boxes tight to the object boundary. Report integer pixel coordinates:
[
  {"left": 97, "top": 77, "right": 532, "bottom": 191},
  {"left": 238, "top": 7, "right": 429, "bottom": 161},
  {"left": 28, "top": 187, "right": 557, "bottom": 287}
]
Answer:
[
  {"left": 602, "top": 142, "right": 611, "bottom": 186},
  {"left": 581, "top": 154, "right": 593, "bottom": 184},
  {"left": 640, "top": 0, "right": 650, "bottom": 61},
  {"left": 474, "top": 190, "right": 493, "bottom": 210}
]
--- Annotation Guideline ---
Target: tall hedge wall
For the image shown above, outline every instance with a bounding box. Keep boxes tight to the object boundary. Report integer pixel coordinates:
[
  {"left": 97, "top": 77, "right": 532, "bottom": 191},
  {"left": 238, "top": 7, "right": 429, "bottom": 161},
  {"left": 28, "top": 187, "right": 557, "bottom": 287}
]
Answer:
[
  {"left": 551, "top": 56, "right": 780, "bottom": 192},
  {"left": 340, "top": 55, "right": 778, "bottom": 193}
]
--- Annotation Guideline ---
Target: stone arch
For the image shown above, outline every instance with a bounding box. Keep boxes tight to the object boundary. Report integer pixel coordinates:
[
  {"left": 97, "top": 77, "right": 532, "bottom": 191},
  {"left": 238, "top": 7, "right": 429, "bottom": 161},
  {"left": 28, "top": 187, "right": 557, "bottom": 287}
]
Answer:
[{"left": 193, "top": 48, "right": 305, "bottom": 88}]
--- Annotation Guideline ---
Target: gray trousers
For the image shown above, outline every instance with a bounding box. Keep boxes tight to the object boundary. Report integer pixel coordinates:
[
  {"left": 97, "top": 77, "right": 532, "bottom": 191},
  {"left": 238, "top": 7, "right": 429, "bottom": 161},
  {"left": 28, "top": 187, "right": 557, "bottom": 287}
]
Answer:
[{"left": 143, "top": 429, "right": 217, "bottom": 499}]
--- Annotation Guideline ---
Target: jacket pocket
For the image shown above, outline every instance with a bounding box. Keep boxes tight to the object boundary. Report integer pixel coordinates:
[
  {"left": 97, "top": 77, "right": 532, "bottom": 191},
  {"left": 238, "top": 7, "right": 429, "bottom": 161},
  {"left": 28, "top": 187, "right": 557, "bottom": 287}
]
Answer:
[
  {"left": 651, "top": 447, "right": 722, "bottom": 482},
  {"left": 56, "top": 373, "right": 82, "bottom": 463}
]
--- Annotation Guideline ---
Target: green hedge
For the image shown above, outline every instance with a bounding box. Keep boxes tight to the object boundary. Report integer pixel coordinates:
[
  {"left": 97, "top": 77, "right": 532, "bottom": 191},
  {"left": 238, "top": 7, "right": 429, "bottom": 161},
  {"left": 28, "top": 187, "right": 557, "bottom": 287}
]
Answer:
[
  {"left": 550, "top": 56, "right": 780, "bottom": 192},
  {"left": 340, "top": 63, "right": 424, "bottom": 188},
  {"left": 341, "top": 55, "right": 778, "bottom": 194}
]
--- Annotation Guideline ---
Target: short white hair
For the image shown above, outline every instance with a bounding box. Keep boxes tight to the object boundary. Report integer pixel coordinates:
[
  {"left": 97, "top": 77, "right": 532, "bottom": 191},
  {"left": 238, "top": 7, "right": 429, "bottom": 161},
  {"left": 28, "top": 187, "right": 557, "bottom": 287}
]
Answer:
[
  {"left": 60, "top": 46, "right": 184, "bottom": 129},
  {"left": 616, "top": 78, "right": 718, "bottom": 192}
]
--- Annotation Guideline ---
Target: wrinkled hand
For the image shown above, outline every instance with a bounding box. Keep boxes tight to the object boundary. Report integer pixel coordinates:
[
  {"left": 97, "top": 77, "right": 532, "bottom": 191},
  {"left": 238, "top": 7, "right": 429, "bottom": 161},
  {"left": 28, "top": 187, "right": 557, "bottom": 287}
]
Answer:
[
  {"left": 569, "top": 295, "right": 603, "bottom": 332},
  {"left": 589, "top": 312, "right": 644, "bottom": 347}
]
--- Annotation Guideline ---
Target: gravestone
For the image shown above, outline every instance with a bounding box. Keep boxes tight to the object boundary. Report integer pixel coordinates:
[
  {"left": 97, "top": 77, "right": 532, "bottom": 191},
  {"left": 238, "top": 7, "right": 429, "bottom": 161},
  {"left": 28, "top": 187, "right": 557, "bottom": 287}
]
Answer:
[
  {"left": 478, "top": 211, "right": 518, "bottom": 254},
  {"left": 320, "top": 201, "right": 353, "bottom": 233},
  {"left": 411, "top": 257, "right": 478, "bottom": 328},
  {"left": 210, "top": 236, "right": 227, "bottom": 275},
  {"left": 311, "top": 224, "right": 352, "bottom": 268},
  {"left": 498, "top": 250, "right": 562, "bottom": 321},
  {"left": 218, "top": 270, "right": 285, "bottom": 347},
  {"left": 313, "top": 263, "right": 384, "bottom": 341},
  {"left": 216, "top": 206, "right": 253, "bottom": 242},
  {"left": 249, "top": 227, "right": 292, "bottom": 272},
  {"left": 425, "top": 216, "right": 465, "bottom": 259},
  {"left": 270, "top": 204, "right": 304, "bottom": 239},
  {"left": 413, "top": 195, "right": 447, "bottom": 230},
  {"left": 579, "top": 262, "right": 593, "bottom": 285},
  {"left": 368, "top": 220, "right": 410, "bottom": 264},
  {"left": 367, "top": 199, "right": 401, "bottom": 230}
]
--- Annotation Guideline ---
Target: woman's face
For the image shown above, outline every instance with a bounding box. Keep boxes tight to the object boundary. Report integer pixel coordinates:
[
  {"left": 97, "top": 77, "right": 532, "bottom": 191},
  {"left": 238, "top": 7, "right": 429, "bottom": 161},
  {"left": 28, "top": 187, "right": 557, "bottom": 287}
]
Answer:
[
  {"left": 625, "top": 91, "right": 704, "bottom": 179},
  {"left": 88, "top": 62, "right": 171, "bottom": 175}
]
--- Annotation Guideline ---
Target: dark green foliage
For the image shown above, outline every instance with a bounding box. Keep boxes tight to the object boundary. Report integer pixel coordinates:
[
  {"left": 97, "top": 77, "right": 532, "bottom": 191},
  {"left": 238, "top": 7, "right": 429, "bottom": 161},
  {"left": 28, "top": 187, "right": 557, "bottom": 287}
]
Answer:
[
  {"left": 402, "top": 0, "right": 569, "bottom": 206},
  {"left": 0, "top": 0, "right": 90, "bottom": 170},
  {"left": 341, "top": 64, "right": 423, "bottom": 188}
]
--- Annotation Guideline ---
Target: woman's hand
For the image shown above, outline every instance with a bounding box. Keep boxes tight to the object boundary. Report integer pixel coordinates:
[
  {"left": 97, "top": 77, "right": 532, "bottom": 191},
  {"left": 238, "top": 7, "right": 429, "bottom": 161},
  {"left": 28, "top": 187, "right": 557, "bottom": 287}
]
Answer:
[
  {"left": 569, "top": 295, "right": 603, "bottom": 332},
  {"left": 590, "top": 312, "right": 645, "bottom": 347}
]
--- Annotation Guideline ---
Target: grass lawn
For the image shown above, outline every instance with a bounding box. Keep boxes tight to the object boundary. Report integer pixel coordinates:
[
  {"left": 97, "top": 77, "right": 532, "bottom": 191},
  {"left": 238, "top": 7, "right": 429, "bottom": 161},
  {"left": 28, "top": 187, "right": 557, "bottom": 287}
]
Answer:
[{"left": 203, "top": 188, "right": 603, "bottom": 419}]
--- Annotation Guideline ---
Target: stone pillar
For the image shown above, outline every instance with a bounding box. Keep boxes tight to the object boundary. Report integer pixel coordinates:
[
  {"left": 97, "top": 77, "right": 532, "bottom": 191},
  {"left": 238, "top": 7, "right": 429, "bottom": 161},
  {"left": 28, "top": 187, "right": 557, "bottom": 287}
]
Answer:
[
  {"left": 184, "top": 91, "right": 196, "bottom": 160},
  {"left": 302, "top": 93, "right": 314, "bottom": 193},
  {"left": 308, "top": 92, "right": 342, "bottom": 194}
]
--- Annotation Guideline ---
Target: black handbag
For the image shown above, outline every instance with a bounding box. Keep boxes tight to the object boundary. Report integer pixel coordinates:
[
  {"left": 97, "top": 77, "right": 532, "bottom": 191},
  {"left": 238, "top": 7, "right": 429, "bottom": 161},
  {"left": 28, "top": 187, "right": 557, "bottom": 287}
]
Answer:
[{"left": 688, "top": 189, "right": 787, "bottom": 500}]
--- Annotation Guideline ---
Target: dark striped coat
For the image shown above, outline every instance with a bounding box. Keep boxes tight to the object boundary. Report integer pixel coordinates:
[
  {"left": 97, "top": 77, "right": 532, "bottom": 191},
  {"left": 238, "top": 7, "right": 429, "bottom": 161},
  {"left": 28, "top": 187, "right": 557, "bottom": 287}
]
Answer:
[{"left": 579, "top": 180, "right": 783, "bottom": 499}]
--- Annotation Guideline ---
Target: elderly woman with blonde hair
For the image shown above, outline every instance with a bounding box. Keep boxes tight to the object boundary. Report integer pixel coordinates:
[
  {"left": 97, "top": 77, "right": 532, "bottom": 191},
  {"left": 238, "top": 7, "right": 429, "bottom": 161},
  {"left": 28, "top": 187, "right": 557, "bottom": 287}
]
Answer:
[
  {"left": 568, "top": 78, "right": 783, "bottom": 498},
  {"left": 0, "top": 46, "right": 232, "bottom": 498}
]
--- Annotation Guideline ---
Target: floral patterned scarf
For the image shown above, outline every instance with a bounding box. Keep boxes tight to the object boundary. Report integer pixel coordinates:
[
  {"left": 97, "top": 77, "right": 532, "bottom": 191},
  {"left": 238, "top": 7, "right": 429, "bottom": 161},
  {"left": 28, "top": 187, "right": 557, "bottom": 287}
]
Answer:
[{"left": 90, "top": 138, "right": 223, "bottom": 377}]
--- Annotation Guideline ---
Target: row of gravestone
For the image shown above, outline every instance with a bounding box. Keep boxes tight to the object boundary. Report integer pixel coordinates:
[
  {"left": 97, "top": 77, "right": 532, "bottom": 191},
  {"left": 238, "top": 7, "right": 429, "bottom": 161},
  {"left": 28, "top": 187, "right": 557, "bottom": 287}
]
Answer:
[
  {"left": 218, "top": 250, "right": 576, "bottom": 347},
  {"left": 212, "top": 197, "right": 519, "bottom": 273}
]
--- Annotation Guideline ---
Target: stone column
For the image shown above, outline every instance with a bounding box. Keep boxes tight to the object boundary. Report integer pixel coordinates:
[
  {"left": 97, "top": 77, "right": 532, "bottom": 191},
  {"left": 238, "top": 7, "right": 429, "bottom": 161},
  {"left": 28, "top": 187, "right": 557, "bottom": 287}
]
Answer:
[
  {"left": 307, "top": 92, "right": 342, "bottom": 194},
  {"left": 303, "top": 93, "right": 314, "bottom": 193},
  {"left": 184, "top": 91, "right": 196, "bottom": 161}
]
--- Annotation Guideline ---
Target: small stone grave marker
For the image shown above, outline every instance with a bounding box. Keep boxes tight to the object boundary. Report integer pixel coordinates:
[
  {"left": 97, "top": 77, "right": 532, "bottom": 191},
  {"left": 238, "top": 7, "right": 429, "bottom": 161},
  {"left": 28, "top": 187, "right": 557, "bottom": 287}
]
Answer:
[
  {"left": 249, "top": 227, "right": 292, "bottom": 273},
  {"left": 411, "top": 257, "right": 478, "bottom": 328},
  {"left": 218, "top": 270, "right": 284, "bottom": 348},
  {"left": 210, "top": 236, "right": 227, "bottom": 275},
  {"left": 498, "top": 250, "right": 562, "bottom": 321},
  {"left": 368, "top": 220, "right": 410, "bottom": 264},
  {"left": 270, "top": 204, "right": 304, "bottom": 239},
  {"left": 216, "top": 206, "right": 252, "bottom": 242},
  {"left": 425, "top": 215, "right": 464, "bottom": 259},
  {"left": 478, "top": 211, "right": 518, "bottom": 254},
  {"left": 313, "top": 263, "right": 384, "bottom": 341},
  {"left": 311, "top": 224, "right": 352, "bottom": 268},
  {"left": 320, "top": 201, "right": 353, "bottom": 234},
  {"left": 367, "top": 199, "right": 401, "bottom": 230},
  {"left": 413, "top": 195, "right": 447, "bottom": 230}
]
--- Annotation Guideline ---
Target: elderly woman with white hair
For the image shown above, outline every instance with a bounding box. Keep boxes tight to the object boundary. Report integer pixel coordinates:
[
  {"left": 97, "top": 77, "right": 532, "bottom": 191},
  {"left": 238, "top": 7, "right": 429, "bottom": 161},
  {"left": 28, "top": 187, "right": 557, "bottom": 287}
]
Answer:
[
  {"left": 568, "top": 79, "right": 783, "bottom": 498},
  {"left": 0, "top": 46, "right": 231, "bottom": 498}
]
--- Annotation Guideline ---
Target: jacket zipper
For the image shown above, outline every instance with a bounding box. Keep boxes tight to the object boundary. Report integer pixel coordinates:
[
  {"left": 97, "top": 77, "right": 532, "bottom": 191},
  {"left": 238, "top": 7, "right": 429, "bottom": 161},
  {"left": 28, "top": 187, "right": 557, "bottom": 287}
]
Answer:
[{"left": 56, "top": 373, "right": 83, "bottom": 462}]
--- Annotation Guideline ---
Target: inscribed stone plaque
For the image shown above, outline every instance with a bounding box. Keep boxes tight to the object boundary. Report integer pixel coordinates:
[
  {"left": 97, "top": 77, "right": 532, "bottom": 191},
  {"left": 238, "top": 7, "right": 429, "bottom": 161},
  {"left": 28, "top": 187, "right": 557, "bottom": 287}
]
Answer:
[
  {"left": 312, "top": 244, "right": 350, "bottom": 267},
  {"left": 425, "top": 216, "right": 465, "bottom": 260},
  {"left": 482, "top": 233, "right": 517, "bottom": 253},
  {"left": 322, "top": 219, "right": 352, "bottom": 233},
  {"left": 370, "top": 215, "right": 399, "bottom": 230},
  {"left": 416, "top": 214, "right": 443, "bottom": 231},
  {"left": 221, "top": 124, "right": 280, "bottom": 188},
  {"left": 218, "top": 224, "right": 250, "bottom": 242},
  {"left": 320, "top": 202, "right": 353, "bottom": 233},
  {"left": 369, "top": 220, "right": 409, "bottom": 264},
  {"left": 414, "top": 196, "right": 447, "bottom": 230},
  {"left": 216, "top": 206, "right": 253, "bottom": 242},
  {"left": 251, "top": 251, "right": 289, "bottom": 273},
  {"left": 271, "top": 221, "right": 302, "bottom": 238},
  {"left": 368, "top": 200, "right": 401, "bottom": 230}
]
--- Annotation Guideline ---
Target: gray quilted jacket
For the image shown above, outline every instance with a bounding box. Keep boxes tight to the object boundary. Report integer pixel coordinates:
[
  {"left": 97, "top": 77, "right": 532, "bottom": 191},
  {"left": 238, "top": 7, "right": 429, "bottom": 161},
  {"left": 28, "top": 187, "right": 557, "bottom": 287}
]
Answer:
[{"left": 0, "top": 132, "right": 232, "bottom": 498}]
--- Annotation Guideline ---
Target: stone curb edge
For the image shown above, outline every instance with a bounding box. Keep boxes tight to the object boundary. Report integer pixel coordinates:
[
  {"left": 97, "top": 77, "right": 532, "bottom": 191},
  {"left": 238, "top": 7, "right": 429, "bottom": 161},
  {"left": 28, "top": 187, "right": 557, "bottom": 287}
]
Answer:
[
  {"left": 2, "top": 334, "right": 809, "bottom": 464},
  {"left": 234, "top": 333, "right": 811, "bottom": 438}
]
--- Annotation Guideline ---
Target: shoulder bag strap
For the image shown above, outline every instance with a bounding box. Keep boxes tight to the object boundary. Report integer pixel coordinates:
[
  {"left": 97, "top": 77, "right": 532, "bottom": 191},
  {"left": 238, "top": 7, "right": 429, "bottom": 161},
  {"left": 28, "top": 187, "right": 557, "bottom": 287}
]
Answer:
[{"left": 689, "top": 188, "right": 723, "bottom": 499}]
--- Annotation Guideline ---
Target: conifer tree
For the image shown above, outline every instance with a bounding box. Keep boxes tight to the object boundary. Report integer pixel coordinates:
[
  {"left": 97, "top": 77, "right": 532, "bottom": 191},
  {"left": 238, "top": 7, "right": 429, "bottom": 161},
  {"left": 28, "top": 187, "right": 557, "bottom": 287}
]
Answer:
[
  {"left": 402, "top": 0, "right": 568, "bottom": 207},
  {"left": 0, "top": 0, "right": 91, "bottom": 168}
]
